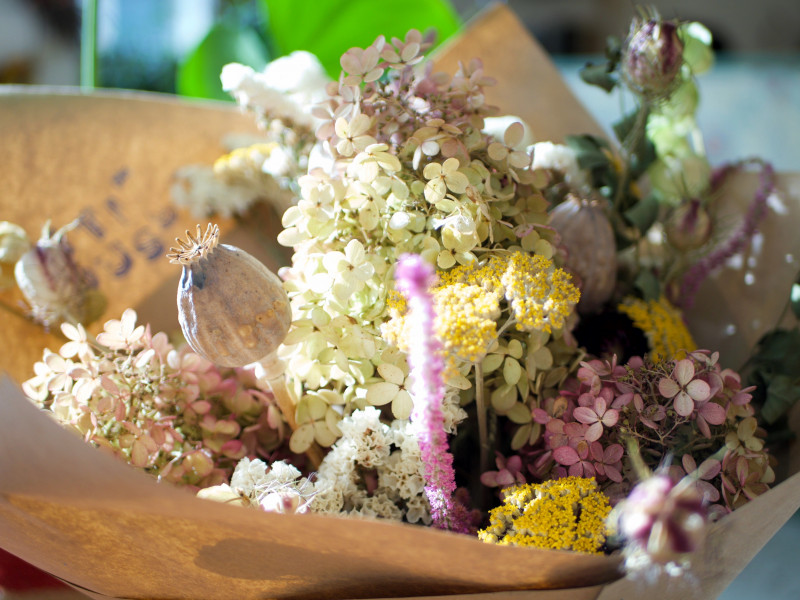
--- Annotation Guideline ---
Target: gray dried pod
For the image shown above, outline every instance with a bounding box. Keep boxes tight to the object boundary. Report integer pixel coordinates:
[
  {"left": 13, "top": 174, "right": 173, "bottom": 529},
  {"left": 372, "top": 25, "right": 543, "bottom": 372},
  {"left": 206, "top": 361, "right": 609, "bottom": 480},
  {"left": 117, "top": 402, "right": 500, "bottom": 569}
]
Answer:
[
  {"left": 548, "top": 195, "right": 617, "bottom": 314},
  {"left": 168, "top": 224, "right": 292, "bottom": 367}
]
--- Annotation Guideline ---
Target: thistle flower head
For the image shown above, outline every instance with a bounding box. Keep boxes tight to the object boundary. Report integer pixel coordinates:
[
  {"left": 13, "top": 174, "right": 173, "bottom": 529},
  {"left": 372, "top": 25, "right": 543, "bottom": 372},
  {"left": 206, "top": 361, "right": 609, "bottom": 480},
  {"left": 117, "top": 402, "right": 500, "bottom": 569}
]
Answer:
[
  {"left": 614, "top": 472, "right": 707, "bottom": 571},
  {"left": 622, "top": 12, "right": 684, "bottom": 100}
]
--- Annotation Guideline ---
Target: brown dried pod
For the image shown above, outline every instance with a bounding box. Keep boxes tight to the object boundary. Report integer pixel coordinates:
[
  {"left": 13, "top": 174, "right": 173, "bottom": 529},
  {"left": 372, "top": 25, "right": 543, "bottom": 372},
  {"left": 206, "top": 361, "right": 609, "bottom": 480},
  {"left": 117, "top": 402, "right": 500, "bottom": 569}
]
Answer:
[
  {"left": 168, "top": 223, "right": 291, "bottom": 367},
  {"left": 548, "top": 194, "right": 617, "bottom": 315}
]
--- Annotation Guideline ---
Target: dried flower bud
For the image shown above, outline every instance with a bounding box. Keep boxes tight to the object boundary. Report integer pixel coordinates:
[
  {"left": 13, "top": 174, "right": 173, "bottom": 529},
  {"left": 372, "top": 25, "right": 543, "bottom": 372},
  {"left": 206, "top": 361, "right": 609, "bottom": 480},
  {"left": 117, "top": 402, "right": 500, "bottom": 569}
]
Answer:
[
  {"left": 616, "top": 473, "right": 707, "bottom": 567},
  {"left": 169, "top": 224, "right": 292, "bottom": 368},
  {"left": 14, "top": 221, "right": 106, "bottom": 328},
  {"left": 548, "top": 194, "right": 617, "bottom": 314},
  {"left": 622, "top": 16, "right": 684, "bottom": 99},
  {"left": 0, "top": 221, "right": 31, "bottom": 288},
  {"left": 665, "top": 198, "right": 712, "bottom": 251}
]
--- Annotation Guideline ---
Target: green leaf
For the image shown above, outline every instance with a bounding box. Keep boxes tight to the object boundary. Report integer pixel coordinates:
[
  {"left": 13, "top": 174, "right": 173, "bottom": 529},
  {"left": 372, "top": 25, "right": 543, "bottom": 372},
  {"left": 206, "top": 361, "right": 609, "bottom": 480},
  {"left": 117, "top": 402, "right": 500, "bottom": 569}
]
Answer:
[
  {"left": 752, "top": 329, "right": 800, "bottom": 367},
  {"left": 579, "top": 63, "right": 617, "bottom": 93},
  {"left": 564, "top": 135, "right": 610, "bottom": 170},
  {"left": 679, "top": 22, "right": 714, "bottom": 75},
  {"left": 613, "top": 109, "right": 656, "bottom": 178},
  {"left": 633, "top": 269, "right": 661, "bottom": 301},
  {"left": 177, "top": 23, "right": 271, "bottom": 101},
  {"left": 623, "top": 193, "right": 660, "bottom": 233},
  {"left": 762, "top": 374, "right": 800, "bottom": 425},
  {"left": 259, "top": 0, "right": 461, "bottom": 79}
]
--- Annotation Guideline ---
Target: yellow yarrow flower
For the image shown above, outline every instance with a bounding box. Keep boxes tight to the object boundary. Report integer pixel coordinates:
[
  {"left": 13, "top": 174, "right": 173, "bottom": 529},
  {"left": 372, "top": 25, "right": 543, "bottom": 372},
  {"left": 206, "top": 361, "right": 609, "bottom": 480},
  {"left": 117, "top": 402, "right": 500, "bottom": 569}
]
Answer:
[
  {"left": 501, "top": 252, "right": 580, "bottom": 334},
  {"left": 478, "top": 477, "right": 611, "bottom": 554},
  {"left": 383, "top": 252, "right": 579, "bottom": 371},
  {"left": 618, "top": 295, "right": 696, "bottom": 361}
]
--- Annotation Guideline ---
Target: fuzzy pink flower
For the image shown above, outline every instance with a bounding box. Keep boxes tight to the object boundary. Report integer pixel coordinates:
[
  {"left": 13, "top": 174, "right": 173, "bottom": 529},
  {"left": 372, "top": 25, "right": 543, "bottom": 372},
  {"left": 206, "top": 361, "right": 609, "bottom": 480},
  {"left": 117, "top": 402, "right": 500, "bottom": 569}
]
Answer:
[{"left": 395, "top": 253, "right": 470, "bottom": 533}]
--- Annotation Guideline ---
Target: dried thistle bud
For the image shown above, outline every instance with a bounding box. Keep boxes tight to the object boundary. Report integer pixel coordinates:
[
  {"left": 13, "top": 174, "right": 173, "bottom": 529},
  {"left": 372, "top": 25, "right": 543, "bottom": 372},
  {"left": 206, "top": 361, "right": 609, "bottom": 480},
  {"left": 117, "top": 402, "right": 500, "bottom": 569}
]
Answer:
[
  {"left": 622, "top": 15, "right": 684, "bottom": 100},
  {"left": 14, "top": 221, "right": 106, "bottom": 328},
  {"left": 664, "top": 198, "right": 712, "bottom": 251},
  {"left": 616, "top": 473, "right": 707, "bottom": 567},
  {"left": 548, "top": 194, "right": 617, "bottom": 314},
  {"left": 169, "top": 223, "right": 292, "bottom": 367},
  {"left": 0, "top": 221, "right": 31, "bottom": 288}
]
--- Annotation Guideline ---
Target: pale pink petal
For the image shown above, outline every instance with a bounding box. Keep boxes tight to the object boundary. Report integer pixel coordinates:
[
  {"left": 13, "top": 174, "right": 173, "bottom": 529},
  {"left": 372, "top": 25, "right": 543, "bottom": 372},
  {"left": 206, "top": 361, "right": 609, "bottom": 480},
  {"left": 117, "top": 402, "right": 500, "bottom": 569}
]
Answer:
[
  {"left": 658, "top": 377, "right": 680, "bottom": 399},
  {"left": 584, "top": 422, "right": 603, "bottom": 442},
  {"left": 674, "top": 359, "right": 695, "bottom": 386},
  {"left": 604, "top": 444, "right": 624, "bottom": 463},
  {"left": 600, "top": 408, "right": 619, "bottom": 428},
  {"left": 553, "top": 445, "right": 580, "bottom": 466},
  {"left": 604, "top": 464, "right": 623, "bottom": 483},
  {"left": 699, "top": 401, "right": 727, "bottom": 425},
  {"left": 674, "top": 390, "right": 694, "bottom": 416},
  {"left": 686, "top": 378, "right": 711, "bottom": 402},
  {"left": 573, "top": 406, "right": 597, "bottom": 425},
  {"left": 696, "top": 413, "right": 711, "bottom": 438}
]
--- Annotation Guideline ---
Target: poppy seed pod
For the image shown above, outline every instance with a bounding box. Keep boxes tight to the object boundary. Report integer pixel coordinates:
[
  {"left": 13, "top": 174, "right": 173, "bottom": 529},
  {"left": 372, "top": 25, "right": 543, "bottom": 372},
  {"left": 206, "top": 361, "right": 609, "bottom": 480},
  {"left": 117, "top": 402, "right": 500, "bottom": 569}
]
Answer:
[
  {"left": 169, "top": 224, "right": 292, "bottom": 367},
  {"left": 548, "top": 194, "right": 617, "bottom": 315}
]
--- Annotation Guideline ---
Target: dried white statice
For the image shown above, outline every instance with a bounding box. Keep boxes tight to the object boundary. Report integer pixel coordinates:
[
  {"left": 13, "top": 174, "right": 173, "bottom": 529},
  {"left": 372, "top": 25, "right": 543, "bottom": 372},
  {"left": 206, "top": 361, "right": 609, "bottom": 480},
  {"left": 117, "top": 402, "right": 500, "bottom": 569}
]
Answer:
[
  {"left": 221, "top": 51, "right": 330, "bottom": 129},
  {"left": 310, "top": 407, "right": 432, "bottom": 524},
  {"left": 197, "top": 457, "right": 316, "bottom": 514},
  {"left": 530, "top": 141, "right": 590, "bottom": 190}
]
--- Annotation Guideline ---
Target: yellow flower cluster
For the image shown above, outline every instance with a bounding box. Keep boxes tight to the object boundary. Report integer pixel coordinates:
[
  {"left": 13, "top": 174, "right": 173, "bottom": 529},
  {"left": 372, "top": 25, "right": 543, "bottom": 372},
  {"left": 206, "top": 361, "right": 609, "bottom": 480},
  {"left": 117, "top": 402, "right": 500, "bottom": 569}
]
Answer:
[
  {"left": 501, "top": 252, "right": 580, "bottom": 334},
  {"left": 478, "top": 477, "right": 611, "bottom": 554},
  {"left": 213, "top": 142, "right": 279, "bottom": 185},
  {"left": 383, "top": 252, "right": 579, "bottom": 370},
  {"left": 434, "top": 283, "right": 501, "bottom": 364},
  {"left": 618, "top": 295, "right": 696, "bottom": 361}
]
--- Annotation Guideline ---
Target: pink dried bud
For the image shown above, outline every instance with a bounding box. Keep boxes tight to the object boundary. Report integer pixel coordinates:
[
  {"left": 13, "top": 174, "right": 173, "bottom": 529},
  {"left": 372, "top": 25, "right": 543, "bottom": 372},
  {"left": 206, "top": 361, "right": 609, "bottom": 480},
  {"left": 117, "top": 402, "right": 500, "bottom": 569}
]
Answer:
[
  {"left": 617, "top": 473, "right": 707, "bottom": 565},
  {"left": 622, "top": 17, "right": 684, "bottom": 99},
  {"left": 14, "top": 221, "right": 106, "bottom": 328},
  {"left": 665, "top": 199, "right": 712, "bottom": 251}
]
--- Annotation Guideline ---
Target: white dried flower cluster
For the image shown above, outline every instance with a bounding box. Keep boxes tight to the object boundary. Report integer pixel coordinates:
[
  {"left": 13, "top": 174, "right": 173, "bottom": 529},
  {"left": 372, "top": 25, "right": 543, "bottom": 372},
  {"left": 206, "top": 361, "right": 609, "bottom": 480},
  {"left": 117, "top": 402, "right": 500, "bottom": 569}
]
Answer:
[
  {"left": 309, "top": 407, "right": 431, "bottom": 524},
  {"left": 171, "top": 164, "right": 270, "bottom": 218},
  {"left": 530, "top": 141, "right": 590, "bottom": 190},
  {"left": 221, "top": 51, "right": 330, "bottom": 130},
  {"left": 198, "top": 457, "right": 316, "bottom": 514}
]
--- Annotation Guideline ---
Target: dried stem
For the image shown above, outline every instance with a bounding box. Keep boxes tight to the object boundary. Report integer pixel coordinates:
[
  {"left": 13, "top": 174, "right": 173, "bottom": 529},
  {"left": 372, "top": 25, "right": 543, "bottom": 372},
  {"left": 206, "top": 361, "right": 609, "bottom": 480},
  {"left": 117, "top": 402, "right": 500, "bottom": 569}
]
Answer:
[{"left": 257, "top": 352, "right": 324, "bottom": 469}]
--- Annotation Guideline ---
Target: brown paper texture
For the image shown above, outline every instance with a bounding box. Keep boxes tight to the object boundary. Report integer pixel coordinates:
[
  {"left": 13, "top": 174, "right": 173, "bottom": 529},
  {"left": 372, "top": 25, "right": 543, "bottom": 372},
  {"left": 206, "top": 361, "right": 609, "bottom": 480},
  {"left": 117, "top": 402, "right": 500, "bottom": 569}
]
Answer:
[
  {"left": 431, "top": 4, "right": 607, "bottom": 144},
  {"left": 0, "top": 377, "right": 622, "bottom": 599},
  {"left": 0, "top": 87, "right": 282, "bottom": 384},
  {"left": 1, "top": 4, "right": 799, "bottom": 600}
]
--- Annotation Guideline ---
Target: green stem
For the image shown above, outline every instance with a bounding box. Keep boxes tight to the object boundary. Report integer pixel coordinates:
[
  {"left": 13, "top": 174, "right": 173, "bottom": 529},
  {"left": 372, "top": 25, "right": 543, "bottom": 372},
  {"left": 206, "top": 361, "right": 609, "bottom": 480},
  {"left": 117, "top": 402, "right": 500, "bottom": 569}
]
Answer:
[
  {"left": 474, "top": 362, "right": 489, "bottom": 476},
  {"left": 80, "top": 0, "right": 98, "bottom": 88},
  {"left": 613, "top": 101, "right": 650, "bottom": 213}
]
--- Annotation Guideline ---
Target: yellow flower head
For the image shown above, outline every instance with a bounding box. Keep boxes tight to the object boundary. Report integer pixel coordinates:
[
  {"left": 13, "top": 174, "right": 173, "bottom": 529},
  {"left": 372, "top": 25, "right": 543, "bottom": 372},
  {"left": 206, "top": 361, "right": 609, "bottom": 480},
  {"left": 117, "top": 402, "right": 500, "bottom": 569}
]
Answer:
[
  {"left": 478, "top": 477, "right": 611, "bottom": 554},
  {"left": 383, "top": 252, "right": 579, "bottom": 371},
  {"left": 618, "top": 295, "right": 696, "bottom": 361},
  {"left": 501, "top": 252, "right": 580, "bottom": 334}
]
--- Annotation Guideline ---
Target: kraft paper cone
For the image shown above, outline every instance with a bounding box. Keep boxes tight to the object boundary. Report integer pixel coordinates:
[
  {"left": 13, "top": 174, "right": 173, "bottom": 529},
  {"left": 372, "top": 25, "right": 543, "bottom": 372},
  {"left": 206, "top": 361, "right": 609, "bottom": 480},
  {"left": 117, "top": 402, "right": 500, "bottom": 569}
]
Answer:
[
  {"left": 683, "top": 171, "right": 800, "bottom": 369},
  {"left": 0, "top": 377, "right": 621, "bottom": 600},
  {"left": 431, "top": 4, "right": 607, "bottom": 144},
  {"left": 0, "top": 87, "right": 284, "bottom": 385}
]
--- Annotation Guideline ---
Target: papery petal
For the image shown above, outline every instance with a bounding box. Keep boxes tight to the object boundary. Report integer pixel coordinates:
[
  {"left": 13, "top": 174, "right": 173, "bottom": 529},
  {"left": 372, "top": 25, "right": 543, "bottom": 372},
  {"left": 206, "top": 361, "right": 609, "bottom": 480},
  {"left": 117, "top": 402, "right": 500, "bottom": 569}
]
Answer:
[
  {"left": 604, "top": 444, "right": 624, "bottom": 463},
  {"left": 584, "top": 421, "right": 603, "bottom": 442},
  {"left": 686, "top": 378, "right": 711, "bottom": 402},
  {"left": 674, "top": 391, "right": 694, "bottom": 417},
  {"left": 573, "top": 406, "right": 597, "bottom": 425},
  {"left": 658, "top": 377, "right": 680, "bottom": 399},
  {"left": 699, "top": 401, "right": 726, "bottom": 425},
  {"left": 553, "top": 445, "right": 580, "bottom": 466},
  {"left": 600, "top": 408, "right": 619, "bottom": 428},
  {"left": 674, "top": 359, "right": 695, "bottom": 386}
]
